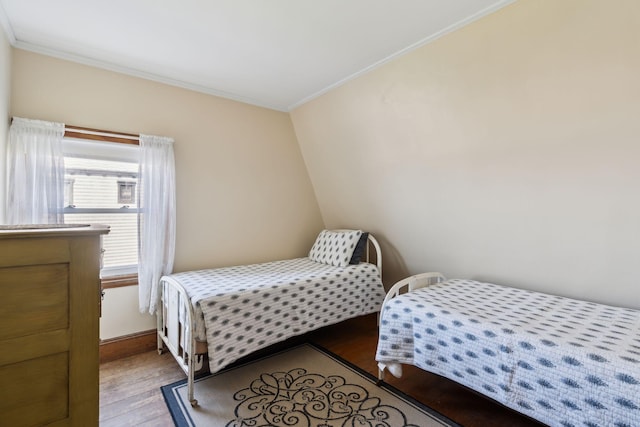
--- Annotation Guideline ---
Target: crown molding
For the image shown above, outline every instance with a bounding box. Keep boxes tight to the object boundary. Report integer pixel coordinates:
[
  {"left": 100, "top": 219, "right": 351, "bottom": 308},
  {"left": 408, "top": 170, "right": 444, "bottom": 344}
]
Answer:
[
  {"left": 0, "top": 1, "right": 16, "bottom": 44},
  {"left": 287, "top": 0, "right": 516, "bottom": 111},
  {"left": 12, "top": 39, "right": 288, "bottom": 112}
]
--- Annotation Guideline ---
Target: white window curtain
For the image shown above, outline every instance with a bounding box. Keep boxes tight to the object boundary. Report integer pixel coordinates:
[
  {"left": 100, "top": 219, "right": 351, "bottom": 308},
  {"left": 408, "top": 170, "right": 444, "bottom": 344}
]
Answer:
[
  {"left": 138, "top": 134, "right": 176, "bottom": 314},
  {"left": 7, "top": 117, "right": 66, "bottom": 225}
]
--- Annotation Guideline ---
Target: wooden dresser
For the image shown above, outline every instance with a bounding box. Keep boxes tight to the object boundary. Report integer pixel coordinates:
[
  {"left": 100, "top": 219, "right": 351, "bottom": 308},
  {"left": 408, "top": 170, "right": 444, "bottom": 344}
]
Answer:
[{"left": 0, "top": 224, "right": 109, "bottom": 427}]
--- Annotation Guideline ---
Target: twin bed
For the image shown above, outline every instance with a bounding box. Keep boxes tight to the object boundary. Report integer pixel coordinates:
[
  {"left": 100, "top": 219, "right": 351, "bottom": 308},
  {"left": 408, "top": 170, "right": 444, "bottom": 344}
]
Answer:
[
  {"left": 157, "top": 229, "right": 385, "bottom": 406},
  {"left": 376, "top": 272, "right": 640, "bottom": 427},
  {"left": 157, "top": 229, "right": 639, "bottom": 426}
]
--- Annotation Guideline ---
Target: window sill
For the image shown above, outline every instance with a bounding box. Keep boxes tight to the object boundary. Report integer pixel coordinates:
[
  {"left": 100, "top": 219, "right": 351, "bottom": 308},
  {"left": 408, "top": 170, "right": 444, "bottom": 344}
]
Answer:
[{"left": 102, "top": 273, "right": 138, "bottom": 289}]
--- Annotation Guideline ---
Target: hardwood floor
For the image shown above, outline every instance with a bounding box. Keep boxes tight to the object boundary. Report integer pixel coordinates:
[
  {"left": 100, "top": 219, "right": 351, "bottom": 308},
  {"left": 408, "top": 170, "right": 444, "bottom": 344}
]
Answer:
[{"left": 99, "top": 314, "right": 544, "bottom": 426}]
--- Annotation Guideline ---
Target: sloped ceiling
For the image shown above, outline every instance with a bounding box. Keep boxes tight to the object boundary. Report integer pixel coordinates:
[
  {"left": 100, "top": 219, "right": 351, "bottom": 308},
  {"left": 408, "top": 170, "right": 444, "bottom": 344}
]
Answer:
[{"left": 0, "top": 0, "right": 513, "bottom": 111}]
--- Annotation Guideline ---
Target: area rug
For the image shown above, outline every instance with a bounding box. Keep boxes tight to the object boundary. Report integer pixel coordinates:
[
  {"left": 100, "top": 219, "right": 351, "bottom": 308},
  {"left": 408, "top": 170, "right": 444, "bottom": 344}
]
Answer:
[{"left": 161, "top": 343, "right": 459, "bottom": 427}]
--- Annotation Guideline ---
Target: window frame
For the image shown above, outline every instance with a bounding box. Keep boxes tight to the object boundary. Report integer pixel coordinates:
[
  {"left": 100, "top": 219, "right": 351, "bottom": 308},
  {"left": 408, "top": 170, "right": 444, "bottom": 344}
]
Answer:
[{"left": 62, "top": 129, "right": 140, "bottom": 288}]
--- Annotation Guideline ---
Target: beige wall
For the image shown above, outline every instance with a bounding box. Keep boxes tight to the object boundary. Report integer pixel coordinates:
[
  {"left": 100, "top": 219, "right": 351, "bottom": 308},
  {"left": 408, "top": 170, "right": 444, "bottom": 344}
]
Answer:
[
  {"left": 0, "top": 29, "right": 10, "bottom": 223},
  {"left": 291, "top": 0, "right": 640, "bottom": 309},
  {"left": 7, "top": 0, "right": 640, "bottom": 341},
  {"left": 10, "top": 50, "right": 324, "bottom": 338}
]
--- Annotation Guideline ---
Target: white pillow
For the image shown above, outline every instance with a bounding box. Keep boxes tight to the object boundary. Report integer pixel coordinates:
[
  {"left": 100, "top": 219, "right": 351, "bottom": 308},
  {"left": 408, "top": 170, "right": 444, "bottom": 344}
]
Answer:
[{"left": 308, "top": 229, "right": 363, "bottom": 267}]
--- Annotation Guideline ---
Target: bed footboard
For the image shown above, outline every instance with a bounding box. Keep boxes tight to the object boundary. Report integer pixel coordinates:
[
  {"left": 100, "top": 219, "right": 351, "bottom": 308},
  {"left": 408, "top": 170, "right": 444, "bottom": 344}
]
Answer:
[
  {"left": 377, "top": 272, "right": 445, "bottom": 384},
  {"left": 157, "top": 276, "right": 204, "bottom": 407}
]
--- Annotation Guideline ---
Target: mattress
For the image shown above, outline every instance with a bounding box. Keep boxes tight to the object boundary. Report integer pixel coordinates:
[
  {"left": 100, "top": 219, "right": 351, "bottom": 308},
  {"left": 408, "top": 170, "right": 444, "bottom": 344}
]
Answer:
[
  {"left": 166, "top": 257, "right": 385, "bottom": 373},
  {"left": 375, "top": 279, "right": 640, "bottom": 427}
]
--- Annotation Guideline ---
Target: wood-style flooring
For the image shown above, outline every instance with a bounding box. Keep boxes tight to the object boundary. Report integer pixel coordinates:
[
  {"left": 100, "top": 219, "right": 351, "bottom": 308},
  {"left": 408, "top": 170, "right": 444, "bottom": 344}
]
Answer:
[{"left": 99, "top": 313, "right": 544, "bottom": 426}]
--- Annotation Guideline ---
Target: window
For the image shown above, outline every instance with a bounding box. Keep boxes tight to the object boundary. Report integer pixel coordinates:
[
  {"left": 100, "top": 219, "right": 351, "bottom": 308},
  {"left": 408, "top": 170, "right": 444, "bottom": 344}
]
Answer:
[
  {"left": 64, "top": 179, "right": 75, "bottom": 207},
  {"left": 117, "top": 181, "right": 136, "bottom": 205},
  {"left": 63, "top": 138, "right": 140, "bottom": 278}
]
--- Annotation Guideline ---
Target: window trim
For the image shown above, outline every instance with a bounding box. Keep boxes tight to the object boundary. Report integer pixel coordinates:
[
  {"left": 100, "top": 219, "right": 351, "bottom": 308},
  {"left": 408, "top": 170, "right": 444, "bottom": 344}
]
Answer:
[
  {"left": 64, "top": 125, "right": 141, "bottom": 283},
  {"left": 65, "top": 125, "right": 140, "bottom": 145},
  {"left": 102, "top": 273, "right": 139, "bottom": 289}
]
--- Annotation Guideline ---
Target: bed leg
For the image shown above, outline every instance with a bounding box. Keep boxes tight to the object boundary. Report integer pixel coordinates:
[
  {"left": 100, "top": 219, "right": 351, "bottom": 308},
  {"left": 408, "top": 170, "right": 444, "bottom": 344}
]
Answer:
[
  {"left": 157, "top": 333, "right": 165, "bottom": 355},
  {"left": 187, "top": 336, "right": 198, "bottom": 407},
  {"left": 156, "top": 305, "right": 165, "bottom": 355},
  {"left": 187, "top": 367, "right": 198, "bottom": 407},
  {"left": 376, "top": 366, "right": 385, "bottom": 386}
]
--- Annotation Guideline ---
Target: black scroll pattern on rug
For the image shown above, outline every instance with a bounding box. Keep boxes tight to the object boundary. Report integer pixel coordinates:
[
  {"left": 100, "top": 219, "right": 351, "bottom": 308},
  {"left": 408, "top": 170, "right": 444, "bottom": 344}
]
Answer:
[{"left": 226, "top": 368, "right": 419, "bottom": 427}]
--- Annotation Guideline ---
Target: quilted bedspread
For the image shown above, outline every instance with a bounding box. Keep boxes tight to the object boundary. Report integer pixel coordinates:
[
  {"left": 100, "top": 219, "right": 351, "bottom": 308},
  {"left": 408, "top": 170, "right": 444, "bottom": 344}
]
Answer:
[
  {"left": 376, "top": 279, "right": 640, "bottom": 427},
  {"left": 166, "top": 257, "right": 385, "bottom": 373}
]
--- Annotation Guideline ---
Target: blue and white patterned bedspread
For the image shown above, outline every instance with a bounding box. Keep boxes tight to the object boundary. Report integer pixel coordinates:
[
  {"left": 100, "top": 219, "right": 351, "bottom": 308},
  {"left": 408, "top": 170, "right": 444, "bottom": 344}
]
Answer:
[
  {"left": 167, "top": 257, "right": 385, "bottom": 373},
  {"left": 375, "top": 279, "right": 640, "bottom": 427}
]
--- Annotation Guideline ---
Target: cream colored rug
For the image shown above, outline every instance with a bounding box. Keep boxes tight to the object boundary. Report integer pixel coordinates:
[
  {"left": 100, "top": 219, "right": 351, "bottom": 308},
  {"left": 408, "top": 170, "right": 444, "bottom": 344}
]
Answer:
[{"left": 162, "top": 343, "right": 458, "bottom": 427}]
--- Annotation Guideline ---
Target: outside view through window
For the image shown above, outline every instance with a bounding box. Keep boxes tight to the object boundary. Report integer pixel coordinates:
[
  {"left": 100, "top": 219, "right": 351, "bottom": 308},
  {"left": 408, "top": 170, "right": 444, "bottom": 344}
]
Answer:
[{"left": 64, "top": 156, "right": 138, "bottom": 276}]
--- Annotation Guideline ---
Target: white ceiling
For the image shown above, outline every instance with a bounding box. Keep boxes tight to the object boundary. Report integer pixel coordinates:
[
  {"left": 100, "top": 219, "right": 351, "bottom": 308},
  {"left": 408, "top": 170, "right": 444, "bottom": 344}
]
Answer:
[{"left": 0, "top": 0, "right": 513, "bottom": 111}]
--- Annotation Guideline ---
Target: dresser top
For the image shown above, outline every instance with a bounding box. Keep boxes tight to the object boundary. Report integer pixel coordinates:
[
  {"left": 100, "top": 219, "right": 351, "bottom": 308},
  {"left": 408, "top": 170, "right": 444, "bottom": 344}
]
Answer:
[{"left": 0, "top": 224, "right": 110, "bottom": 239}]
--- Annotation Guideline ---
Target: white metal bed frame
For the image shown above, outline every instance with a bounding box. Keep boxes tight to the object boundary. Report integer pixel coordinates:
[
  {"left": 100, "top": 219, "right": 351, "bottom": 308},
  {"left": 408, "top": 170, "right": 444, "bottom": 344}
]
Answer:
[{"left": 157, "top": 234, "right": 382, "bottom": 407}]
